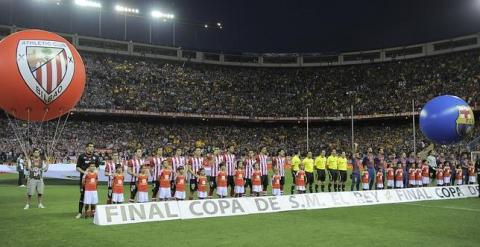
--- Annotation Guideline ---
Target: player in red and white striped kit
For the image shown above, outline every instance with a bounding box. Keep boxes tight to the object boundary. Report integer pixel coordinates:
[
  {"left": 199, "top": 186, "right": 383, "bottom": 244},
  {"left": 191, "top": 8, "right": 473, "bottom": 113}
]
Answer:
[
  {"left": 187, "top": 147, "right": 208, "bottom": 200},
  {"left": 127, "top": 148, "right": 146, "bottom": 202},
  {"left": 170, "top": 148, "right": 186, "bottom": 196},
  {"left": 256, "top": 147, "right": 270, "bottom": 196},
  {"left": 209, "top": 147, "right": 224, "bottom": 197},
  {"left": 104, "top": 152, "right": 123, "bottom": 204},
  {"left": 243, "top": 150, "right": 256, "bottom": 196},
  {"left": 203, "top": 151, "right": 213, "bottom": 184},
  {"left": 149, "top": 147, "right": 167, "bottom": 201},
  {"left": 272, "top": 149, "right": 287, "bottom": 195},
  {"left": 224, "top": 145, "right": 236, "bottom": 197}
]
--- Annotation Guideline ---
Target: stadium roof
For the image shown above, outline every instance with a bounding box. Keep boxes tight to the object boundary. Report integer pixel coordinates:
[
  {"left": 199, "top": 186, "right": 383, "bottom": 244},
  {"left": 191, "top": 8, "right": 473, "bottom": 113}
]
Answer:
[{"left": 1, "top": 0, "right": 479, "bottom": 53}]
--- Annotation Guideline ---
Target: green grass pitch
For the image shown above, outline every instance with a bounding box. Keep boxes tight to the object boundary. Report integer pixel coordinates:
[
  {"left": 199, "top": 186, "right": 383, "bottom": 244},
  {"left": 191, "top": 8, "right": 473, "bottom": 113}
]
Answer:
[{"left": 1, "top": 172, "right": 479, "bottom": 247}]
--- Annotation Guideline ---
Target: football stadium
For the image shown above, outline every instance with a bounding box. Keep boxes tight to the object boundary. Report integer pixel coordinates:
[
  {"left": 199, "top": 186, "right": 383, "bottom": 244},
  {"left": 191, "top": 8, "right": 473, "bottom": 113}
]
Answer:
[{"left": 0, "top": 0, "right": 480, "bottom": 246}]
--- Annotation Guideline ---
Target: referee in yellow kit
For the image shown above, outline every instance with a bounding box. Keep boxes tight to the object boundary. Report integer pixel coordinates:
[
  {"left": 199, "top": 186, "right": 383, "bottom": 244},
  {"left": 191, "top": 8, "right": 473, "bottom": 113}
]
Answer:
[
  {"left": 327, "top": 149, "right": 338, "bottom": 192},
  {"left": 314, "top": 150, "right": 327, "bottom": 192},
  {"left": 302, "top": 151, "right": 315, "bottom": 193},
  {"left": 290, "top": 150, "right": 302, "bottom": 194},
  {"left": 337, "top": 151, "right": 348, "bottom": 191}
]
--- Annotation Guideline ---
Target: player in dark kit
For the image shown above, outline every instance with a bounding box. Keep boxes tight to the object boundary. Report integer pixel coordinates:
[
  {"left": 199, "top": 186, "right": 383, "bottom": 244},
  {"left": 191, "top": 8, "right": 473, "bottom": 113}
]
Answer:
[{"left": 75, "top": 143, "right": 100, "bottom": 219}]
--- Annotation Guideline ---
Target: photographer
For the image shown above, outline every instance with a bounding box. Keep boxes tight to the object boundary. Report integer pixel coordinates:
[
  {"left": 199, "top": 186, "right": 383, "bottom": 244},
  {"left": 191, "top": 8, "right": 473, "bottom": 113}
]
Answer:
[{"left": 16, "top": 153, "right": 26, "bottom": 187}]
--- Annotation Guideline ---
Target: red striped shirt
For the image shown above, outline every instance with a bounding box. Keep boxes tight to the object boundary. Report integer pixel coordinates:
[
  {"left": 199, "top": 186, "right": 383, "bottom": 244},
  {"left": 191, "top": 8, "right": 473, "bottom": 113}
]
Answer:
[
  {"left": 171, "top": 156, "right": 186, "bottom": 173},
  {"left": 151, "top": 156, "right": 167, "bottom": 181},
  {"left": 104, "top": 161, "right": 116, "bottom": 187},
  {"left": 244, "top": 158, "right": 255, "bottom": 179},
  {"left": 223, "top": 153, "right": 236, "bottom": 176},
  {"left": 189, "top": 157, "right": 205, "bottom": 174},
  {"left": 128, "top": 158, "right": 145, "bottom": 182},
  {"left": 256, "top": 154, "right": 269, "bottom": 176},
  {"left": 273, "top": 156, "right": 286, "bottom": 176},
  {"left": 211, "top": 155, "right": 223, "bottom": 177}
]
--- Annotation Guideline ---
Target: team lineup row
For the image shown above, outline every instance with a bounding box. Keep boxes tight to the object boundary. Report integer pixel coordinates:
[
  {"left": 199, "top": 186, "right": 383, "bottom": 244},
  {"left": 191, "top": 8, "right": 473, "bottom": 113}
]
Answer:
[
  {"left": 19, "top": 144, "right": 479, "bottom": 218},
  {"left": 74, "top": 146, "right": 478, "bottom": 217}
]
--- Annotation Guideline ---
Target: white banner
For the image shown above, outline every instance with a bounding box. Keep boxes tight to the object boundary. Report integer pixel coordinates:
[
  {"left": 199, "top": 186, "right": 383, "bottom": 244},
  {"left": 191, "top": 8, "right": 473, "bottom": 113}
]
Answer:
[
  {"left": 178, "top": 198, "right": 253, "bottom": 219},
  {"left": 0, "top": 164, "right": 136, "bottom": 182},
  {"left": 94, "top": 201, "right": 180, "bottom": 225},
  {"left": 93, "top": 185, "right": 479, "bottom": 226}
]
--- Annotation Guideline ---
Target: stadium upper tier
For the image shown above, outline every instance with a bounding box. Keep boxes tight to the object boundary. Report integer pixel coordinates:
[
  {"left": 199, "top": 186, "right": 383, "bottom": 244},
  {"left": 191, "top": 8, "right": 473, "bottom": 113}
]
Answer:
[
  {"left": 1, "top": 25, "right": 478, "bottom": 68},
  {"left": 1, "top": 25, "right": 479, "bottom": 118}
]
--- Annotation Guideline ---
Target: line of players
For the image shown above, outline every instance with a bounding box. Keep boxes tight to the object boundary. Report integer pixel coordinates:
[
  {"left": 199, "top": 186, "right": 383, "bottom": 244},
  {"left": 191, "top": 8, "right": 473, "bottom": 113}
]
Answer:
[
  {"left": 98, "top": 147, "right": 353, "bottom": 203},
  {"left": 102, "top": 146, "right": 290, "bottom": 203},
  {"left": 357, "top": 161, "right": 478, "bottom": 190},
  {"left": 75, "top": 146, "right": 478, "bottom": 217},
  {"left": 99, "top": 146, "right": 477, "bottom": 203}
]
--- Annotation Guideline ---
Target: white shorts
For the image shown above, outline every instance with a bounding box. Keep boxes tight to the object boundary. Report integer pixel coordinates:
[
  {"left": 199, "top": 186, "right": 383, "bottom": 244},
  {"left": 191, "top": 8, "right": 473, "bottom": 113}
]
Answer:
[
  {"left": 252, "top": 185, "right": 262, "bottom": 193},
  {"left": 376, "top": 183, "right": 384, "bottom": 189},
  {"left": 409, "top": 180, "right": 416, "bottom": 186},
  {"left": 175, "top": 191, "right": 186, "bottom": 200},
  {"left": 198, "top": 191, "right": 207, "bottom": 199},
  {"left": 395, "top": 181, "right": 404, "bottom": 188},
  {"left": 455, "top": 179, "right": 463, "bottom": 185},
  {"left": 272, "top": 188, "right": 281, "bottom": 196},
  {"left": 158, "top": 187, "right": 171, "bottom": 199},
  {"left": 204, "top": 169, "right": 212, "bottom": 177},
  {"left": 469, "top": 176, "right": 476, "bottom": 183},
  {"left": 112, "top": 193, "right": 124, "bottom": 203},
  {"left": 444, "top": 176, "right": 451, "bottom": 184},
  {"left": 84, "top": 191, "right": 98, "bottom": 205},
  {"left": 217, "top": 186, "right": 228, "bottom": 197},
  {"left": 416, "top": 180, "right": 423, "bottom": 186},
  {"left": 137, "top": 191, "right": 149, "bottom": 203},
  {"left": 362, "top": 183, "right": 369, "bottom": 190},
  {"left": 234, "top": 186, "right": 245, "bottom": 194},
  {"left": 387, "top": 180, "right": 394, "bottom": 188},
  {"left": 437, "top": 179, "right": 444, "bottom": 186},
  {"left": 422, "top": 177, "right": 430, "bottom": 185},
  {"left": 296, "top": 185, "right": 306, "bottom": 191}
]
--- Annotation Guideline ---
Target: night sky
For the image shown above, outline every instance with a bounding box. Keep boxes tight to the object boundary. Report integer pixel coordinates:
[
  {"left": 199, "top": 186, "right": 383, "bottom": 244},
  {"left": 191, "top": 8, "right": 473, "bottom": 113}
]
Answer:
[{"left": 1, "top": 0, "right": 480, "bottom": 53}]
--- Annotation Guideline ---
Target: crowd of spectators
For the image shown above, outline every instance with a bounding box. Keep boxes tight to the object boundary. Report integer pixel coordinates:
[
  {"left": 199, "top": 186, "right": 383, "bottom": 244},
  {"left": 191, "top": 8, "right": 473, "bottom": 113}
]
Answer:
[
  {"left": 1, "top": 47, "right": 480, "bottom": 162},
  {"left": 0, "top": 118, "right": 474, "bottom": 163},
  {"left": 77, "top": 48, "right": 480, "bottom": 117}
]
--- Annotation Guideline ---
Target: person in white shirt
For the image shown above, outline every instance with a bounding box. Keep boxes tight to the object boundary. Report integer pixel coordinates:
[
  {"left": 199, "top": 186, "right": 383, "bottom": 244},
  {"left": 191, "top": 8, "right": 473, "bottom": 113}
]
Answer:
[
  {"left": 426, "top": 150, "right": 437, "bottom": 179},
  {"left": 17, "top": 154, "right": 26, "bottom": 187}
]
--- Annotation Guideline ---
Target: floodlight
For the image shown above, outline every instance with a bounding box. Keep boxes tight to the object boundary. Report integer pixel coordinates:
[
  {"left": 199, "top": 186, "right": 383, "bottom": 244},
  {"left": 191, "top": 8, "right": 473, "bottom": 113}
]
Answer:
[
  {"left": 115, "top": 5, "right": 139, "bottom": 14},
  {"left": 75, "top": 0, "right": 101, "bottom": 8}
]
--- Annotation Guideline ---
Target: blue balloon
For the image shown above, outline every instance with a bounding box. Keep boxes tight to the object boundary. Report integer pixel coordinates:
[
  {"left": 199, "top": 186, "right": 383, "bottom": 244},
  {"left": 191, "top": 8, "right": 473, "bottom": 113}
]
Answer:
[{"left": 419, "top": 95, "right": 475, "bottom": 144}]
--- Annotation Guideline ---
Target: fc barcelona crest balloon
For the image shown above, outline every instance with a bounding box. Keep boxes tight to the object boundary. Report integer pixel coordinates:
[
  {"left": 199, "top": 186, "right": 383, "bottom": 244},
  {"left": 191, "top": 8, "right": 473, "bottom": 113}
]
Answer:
[
  {"left": 0, "top": 29, "right": 85, "bottom": 121},
  {"left": 419, "top": 95, "right": 475, "bottom": 144}
]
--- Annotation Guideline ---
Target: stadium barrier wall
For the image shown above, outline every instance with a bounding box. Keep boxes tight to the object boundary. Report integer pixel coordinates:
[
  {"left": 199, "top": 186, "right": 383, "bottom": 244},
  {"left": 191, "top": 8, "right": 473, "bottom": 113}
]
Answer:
[
  {"left": 0, "top": 164, "right": 131, "bottom": 181},
  {"left": 93, "top": 185, "right": 479, "bottom": 226}
]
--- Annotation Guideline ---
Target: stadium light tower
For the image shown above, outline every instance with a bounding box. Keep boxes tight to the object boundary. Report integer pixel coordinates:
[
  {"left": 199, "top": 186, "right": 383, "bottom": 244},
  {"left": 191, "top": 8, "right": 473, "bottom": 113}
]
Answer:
[
  {"left": 115, "top": 5, "right": 140, "bottom": 14},
  {"left": 115, "top": 4, "right": 140, "bottom": 41},
  {"left": 33, "top": 0, "right": 62, "bottom": 4},
  {"left": 151, "top": 10, "right": 174, "bottom": 19},
  {"left": 74, "top": 0, "right": 101, "bottom": 8},
  {"left": 150, "top": 10, "right": 175, "bottom": 45},
  {"left": 74, "top": 0, "right": 102, "bottom": 37}
]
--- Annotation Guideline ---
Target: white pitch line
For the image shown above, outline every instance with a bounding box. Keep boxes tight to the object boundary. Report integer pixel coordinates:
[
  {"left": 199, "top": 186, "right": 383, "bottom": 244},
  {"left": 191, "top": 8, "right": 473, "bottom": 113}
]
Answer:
[{"left": 405, "top": 202, "right": 480, "bottom": 212}]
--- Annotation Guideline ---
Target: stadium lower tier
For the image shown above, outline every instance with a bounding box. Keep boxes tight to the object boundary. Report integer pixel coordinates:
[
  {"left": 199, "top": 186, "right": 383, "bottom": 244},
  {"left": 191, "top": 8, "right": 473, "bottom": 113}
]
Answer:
[{"left": 0, "top": 116, "right": 476, "bottom": 160}]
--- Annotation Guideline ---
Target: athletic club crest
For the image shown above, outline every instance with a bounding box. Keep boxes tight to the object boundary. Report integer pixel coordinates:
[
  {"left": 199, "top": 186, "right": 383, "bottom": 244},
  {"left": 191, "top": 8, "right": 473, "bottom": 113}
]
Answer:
[
  {"left": 16, "top": 40, "right": 75, "bottom": 104},
  {"left": 455, "top": 105, "right": 474, "bottom": 137}
]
